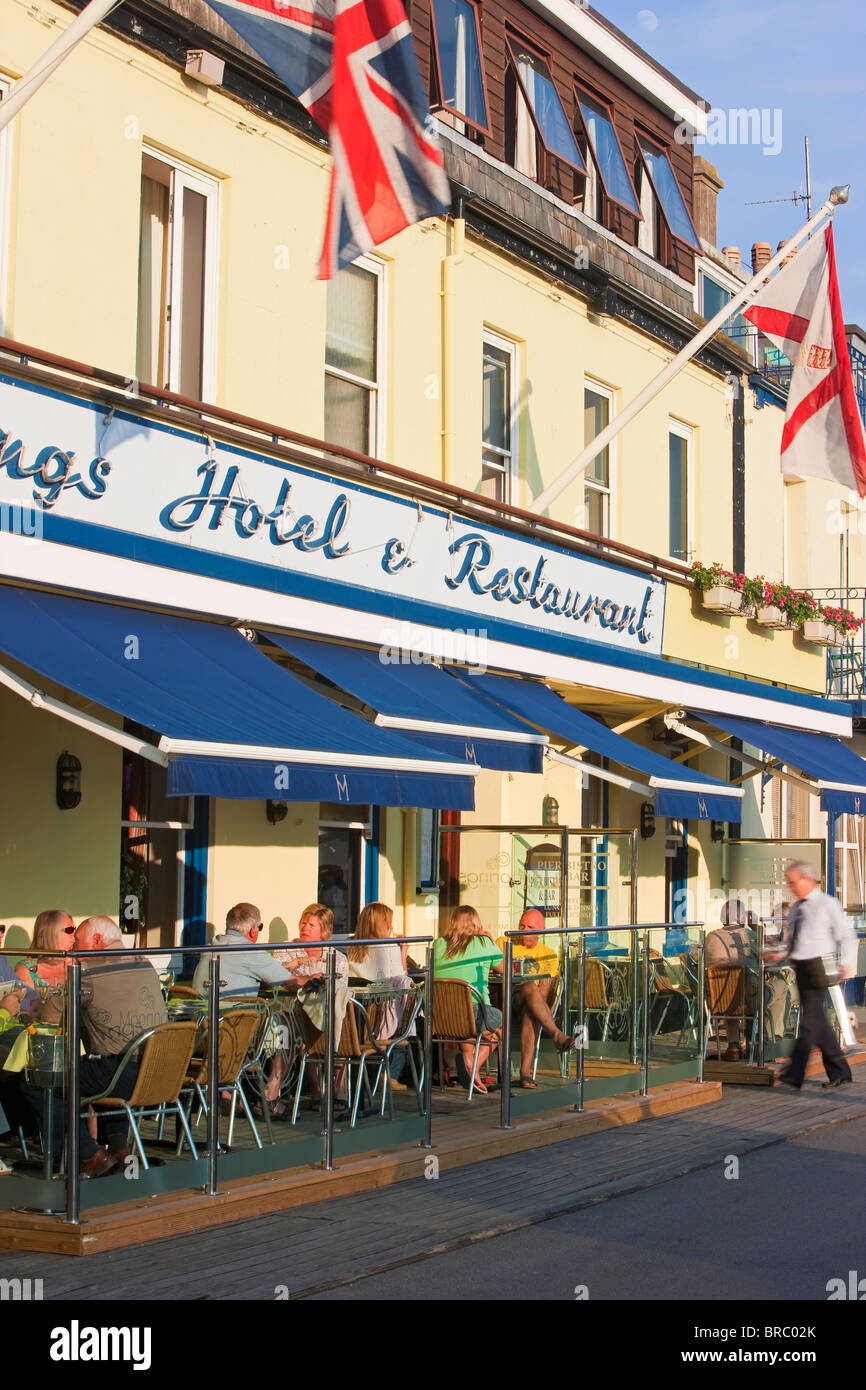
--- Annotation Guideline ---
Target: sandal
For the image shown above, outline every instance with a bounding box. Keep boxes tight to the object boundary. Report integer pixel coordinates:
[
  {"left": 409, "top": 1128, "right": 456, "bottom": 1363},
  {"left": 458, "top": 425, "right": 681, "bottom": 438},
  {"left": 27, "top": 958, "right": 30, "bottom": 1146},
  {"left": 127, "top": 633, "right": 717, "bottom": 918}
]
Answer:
[{"left": 519, "top": 1076, "right": 538, "bottom": 1089}]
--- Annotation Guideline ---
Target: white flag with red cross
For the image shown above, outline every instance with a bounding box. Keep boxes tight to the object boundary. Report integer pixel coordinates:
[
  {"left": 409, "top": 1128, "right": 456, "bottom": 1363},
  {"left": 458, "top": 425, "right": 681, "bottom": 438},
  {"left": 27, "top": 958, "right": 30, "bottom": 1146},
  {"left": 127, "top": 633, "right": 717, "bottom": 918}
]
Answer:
[{"left": 744, "top": 224, "right": 866, "bottom": 496}]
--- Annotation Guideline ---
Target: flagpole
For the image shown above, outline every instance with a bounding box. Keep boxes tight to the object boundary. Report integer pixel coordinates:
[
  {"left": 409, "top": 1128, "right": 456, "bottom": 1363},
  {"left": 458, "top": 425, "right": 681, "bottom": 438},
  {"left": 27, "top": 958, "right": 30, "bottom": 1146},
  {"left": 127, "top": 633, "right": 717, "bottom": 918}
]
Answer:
[
  {"left": 530, "top": 186, "right": 850, "bottom": 516},
  {"left": 0, "top": 0, "right": 120, "bottom": 136}
]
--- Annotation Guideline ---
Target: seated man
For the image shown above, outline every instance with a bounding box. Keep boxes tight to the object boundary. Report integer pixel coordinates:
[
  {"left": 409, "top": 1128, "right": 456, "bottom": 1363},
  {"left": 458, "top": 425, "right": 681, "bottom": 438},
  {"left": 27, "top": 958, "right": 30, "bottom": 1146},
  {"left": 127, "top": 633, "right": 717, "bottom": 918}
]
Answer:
[
  {"left": 496, "top": 909, "right": 572, "bottom": 1089},
  {"left": 706, "top": 900, "right": 789, "bottom": 1059},
  {"left": 192, "top": 903, "right": 291, "bottom": 998},
  {"left": 20, "top": 916, "right": 168, "bottom": 1178}
]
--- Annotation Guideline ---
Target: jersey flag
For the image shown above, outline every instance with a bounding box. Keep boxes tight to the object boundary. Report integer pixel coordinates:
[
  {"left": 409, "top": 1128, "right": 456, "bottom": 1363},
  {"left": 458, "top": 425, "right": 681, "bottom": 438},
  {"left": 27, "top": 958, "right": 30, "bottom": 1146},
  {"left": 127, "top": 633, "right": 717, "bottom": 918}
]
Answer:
[
  {"left": 201, "top": 0, "right": 451, "bottom": 276},
  {"left": 743, "top": 224, "right": 866, "bottom": 496}
]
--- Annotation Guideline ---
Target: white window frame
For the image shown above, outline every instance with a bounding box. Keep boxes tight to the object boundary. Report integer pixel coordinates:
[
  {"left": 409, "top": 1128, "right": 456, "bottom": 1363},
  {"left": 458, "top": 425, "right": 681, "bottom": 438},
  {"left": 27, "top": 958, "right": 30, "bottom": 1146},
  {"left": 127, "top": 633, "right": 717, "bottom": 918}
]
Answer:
[
  {"left": 481, "top": 327, "right": 519, "bottom": 504},
  {"left": 324, "top": 252, "right": 386, "bottom": 458},
  {"left": 668, "top": 418, "right": 694, "bottom": 565},
  {"left": 140, "top": 147, "right": 220, "bottom": 400},
  {"left": 0, "top": 76, "right": 13, "bottom": 337},
  {"left": 582, "top": 376, "right": 616, "bottom": 539}
]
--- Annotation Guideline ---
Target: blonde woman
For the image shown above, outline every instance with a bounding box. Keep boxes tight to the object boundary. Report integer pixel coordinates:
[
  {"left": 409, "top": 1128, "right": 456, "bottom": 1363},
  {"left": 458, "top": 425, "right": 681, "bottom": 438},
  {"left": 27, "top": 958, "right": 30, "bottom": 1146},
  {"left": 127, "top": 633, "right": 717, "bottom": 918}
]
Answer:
[
  {"left": 347, "top": 903, "right": 408, "bottom": 982},
  {"left": 433, "top": 906, "right": 503, "bottom": 1093},
  {"left": 16, "top": 909, "right": 76, "bottom": 993},
  {"left": 266, "top": 903, "right": 348, "bottom": 1112}
]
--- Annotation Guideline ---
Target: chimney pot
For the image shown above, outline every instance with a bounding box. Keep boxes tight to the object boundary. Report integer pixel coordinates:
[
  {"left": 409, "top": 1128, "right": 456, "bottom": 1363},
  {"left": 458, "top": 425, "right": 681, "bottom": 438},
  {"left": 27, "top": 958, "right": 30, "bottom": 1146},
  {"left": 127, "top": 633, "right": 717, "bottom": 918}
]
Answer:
[
  {"left": 722, "top": 246, "right": 741, "bottom": 266},
  {"left": 752, "top": 242, "right": 772, "bottom": 272}
]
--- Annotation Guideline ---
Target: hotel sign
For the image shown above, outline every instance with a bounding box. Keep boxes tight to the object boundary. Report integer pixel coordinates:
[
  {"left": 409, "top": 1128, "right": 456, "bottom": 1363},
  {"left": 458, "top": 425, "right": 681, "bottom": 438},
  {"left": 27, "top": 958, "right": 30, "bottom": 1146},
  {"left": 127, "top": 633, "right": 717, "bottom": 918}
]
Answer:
[{"left": 0, "top": 375, "right": 665, "bottom": 655}]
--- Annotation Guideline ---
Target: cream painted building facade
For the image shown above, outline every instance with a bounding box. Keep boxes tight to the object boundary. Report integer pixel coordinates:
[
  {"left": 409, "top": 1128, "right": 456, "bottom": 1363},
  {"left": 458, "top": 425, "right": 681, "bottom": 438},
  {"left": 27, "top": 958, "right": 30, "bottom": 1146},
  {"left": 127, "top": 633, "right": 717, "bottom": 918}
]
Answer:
[{"left": 0, "top": 0, "right": 863, "bottom": 967}]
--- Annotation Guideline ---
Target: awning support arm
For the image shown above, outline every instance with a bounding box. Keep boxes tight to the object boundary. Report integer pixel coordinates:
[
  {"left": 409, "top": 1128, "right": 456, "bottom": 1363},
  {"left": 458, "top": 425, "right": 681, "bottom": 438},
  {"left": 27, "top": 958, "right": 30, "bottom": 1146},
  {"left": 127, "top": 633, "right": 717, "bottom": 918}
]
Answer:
[
  {"left": 665, "top": 712, "right": 817, "bottom": 794},
  {"left": 547, "top": 747, "right": 651, "bottom": 797},
  {"left": 0, "top": 660, "right": 169, "bottom": 765}
]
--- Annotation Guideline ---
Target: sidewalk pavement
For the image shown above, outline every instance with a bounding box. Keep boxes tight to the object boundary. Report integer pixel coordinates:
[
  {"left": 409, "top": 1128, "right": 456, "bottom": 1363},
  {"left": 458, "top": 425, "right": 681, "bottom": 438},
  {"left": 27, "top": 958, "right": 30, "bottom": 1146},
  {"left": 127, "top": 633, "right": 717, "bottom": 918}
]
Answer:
[{"left": 5, "top": 1078, "right": 865, "bottom": 1300}]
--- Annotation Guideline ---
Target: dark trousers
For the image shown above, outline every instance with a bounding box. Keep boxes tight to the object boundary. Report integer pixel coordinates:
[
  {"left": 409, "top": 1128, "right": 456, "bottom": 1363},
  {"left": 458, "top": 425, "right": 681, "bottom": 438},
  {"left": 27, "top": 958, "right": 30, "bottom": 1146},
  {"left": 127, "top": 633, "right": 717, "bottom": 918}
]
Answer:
[
  {"left": 786, "top": 962, "right": 852, "bottom": 1086},
  {"left": 21, "top": 1055, "right": 139, "bottom": 1162}
]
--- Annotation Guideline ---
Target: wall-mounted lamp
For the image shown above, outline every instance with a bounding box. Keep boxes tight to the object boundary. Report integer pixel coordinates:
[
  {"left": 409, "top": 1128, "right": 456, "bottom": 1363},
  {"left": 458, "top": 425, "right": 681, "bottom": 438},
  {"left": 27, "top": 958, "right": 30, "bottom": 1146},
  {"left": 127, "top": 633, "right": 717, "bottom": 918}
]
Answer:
[
  {"left": 639, "top": 802, "right": 656, "bottom": 840},
  {"left": 710, "top": 820, "right": 726, "bottom": 843},
  {"left": 542, "top": 795, "right": 559, "bottom": 827},
  {"left": 56, "top": 751, "right": 82, "bottom": 810},
  {"left": 266, "top": 800, "right": 288, "bottom": 825}
]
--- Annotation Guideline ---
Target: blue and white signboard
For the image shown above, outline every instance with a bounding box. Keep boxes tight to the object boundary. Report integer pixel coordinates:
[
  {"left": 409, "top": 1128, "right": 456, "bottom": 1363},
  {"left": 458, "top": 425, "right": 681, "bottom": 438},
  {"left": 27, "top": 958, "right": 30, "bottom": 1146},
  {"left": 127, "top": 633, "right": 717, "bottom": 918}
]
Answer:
[{"left": 0, "top": 374, "right": 666, "bottom": 655}]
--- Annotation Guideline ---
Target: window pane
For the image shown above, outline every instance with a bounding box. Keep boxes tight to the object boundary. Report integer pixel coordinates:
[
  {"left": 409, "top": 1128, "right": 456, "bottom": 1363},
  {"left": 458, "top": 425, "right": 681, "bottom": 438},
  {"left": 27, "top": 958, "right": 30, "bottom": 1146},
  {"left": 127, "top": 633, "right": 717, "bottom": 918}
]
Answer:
[
  {"left": 578, "top": 93, "right": 640, "bottom": 214},
  {"left": 636, "top": 160, "right": 656, "bottom": 256},
  {"left": 584, "top": 484, "right": 608, "bottom": 536},
  {"left": 431, "top": 0, "right": 488, "bottom": 129},
  {"left": 583, "top": 388, "right": 609, "bottom": 486},
  {"left": 483, "top": 343, "right": 511, "bottom": 452},
  {"left": 639, "top": 140, "right": 701, "bottom": 251},
  {"left": 325, "top": 374, "right": 371, "bottom": 453},
  {"left": 326, "top": 263, "right": 377, "bottom": 382},
  {"left": 508, "top": 41, "right": 585, "bottom": 171},
  {"left": 669, "top": 432, "right": 689, "bottom": 559},
  {"left": 136, "top": 174, "right": 169, "bottom": 386},
  {"left": 179, "top": 185, "right": 206, "bottom": 400},
  {"left": 481, "top": 453, "right": 508, "bottom": 501},
  {"left": 701, "top": 274, "right": 731, "bottom": 320}
]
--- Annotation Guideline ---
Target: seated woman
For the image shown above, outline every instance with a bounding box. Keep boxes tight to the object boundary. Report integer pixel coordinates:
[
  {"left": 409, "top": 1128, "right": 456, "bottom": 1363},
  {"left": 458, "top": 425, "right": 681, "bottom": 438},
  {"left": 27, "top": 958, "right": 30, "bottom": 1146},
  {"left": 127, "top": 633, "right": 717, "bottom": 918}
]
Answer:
[
  {"left": 266, "top": 903, "right": 348, "bottom": 1111},
  {"left": 15, "top": 909, "right": 76, "bottom": 995},
  {"left": 347, "top": 903, "right": 414, "bottom": 1047},
  {"left": 433, "top": 906, "right": 503, "bottom": 1094}
]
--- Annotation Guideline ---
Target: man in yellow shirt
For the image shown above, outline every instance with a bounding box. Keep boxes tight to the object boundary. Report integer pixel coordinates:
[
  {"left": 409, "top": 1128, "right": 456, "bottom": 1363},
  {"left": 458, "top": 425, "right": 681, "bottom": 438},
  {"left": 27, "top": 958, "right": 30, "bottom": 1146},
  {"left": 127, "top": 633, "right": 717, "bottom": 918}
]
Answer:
[{"left": 496, "top": 908, "right": 572, "bottom": 1088}]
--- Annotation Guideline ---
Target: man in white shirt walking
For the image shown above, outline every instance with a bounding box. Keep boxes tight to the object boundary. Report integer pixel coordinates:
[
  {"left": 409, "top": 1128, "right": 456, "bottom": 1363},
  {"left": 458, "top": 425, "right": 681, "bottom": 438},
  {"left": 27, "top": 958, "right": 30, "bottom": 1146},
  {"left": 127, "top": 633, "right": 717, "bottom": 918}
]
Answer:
[{"left": 773, "top": 861, "right": 854, "bottom": 1090}]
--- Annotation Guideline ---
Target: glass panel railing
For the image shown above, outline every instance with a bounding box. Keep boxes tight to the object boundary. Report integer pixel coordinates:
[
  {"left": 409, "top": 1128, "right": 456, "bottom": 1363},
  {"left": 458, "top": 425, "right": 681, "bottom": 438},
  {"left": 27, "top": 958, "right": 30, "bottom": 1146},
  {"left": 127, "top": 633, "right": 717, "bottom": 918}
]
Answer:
[{"left": 646, "top": 926, "right": 702, "bottom": 1085}]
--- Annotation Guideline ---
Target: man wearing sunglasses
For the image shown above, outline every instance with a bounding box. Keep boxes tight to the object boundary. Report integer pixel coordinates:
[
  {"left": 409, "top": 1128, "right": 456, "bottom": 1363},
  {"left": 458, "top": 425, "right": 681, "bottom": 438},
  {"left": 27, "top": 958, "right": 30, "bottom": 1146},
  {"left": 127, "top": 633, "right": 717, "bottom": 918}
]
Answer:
[{"left": 192, "top": 902, "right": 290, "bottom": 999}]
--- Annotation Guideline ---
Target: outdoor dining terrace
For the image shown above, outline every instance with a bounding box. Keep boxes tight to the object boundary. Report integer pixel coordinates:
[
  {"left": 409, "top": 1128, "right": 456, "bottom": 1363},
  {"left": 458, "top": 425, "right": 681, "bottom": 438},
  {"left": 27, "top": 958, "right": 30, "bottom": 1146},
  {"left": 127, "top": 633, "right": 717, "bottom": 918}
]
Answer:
[{"left": 0, "top": 925, "right": 741, "bottom": 1253}]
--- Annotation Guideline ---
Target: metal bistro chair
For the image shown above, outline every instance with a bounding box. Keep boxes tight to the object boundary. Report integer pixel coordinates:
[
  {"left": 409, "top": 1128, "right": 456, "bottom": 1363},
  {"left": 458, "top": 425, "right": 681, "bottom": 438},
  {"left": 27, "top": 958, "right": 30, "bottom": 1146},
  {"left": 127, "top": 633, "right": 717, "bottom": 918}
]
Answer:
[
  {"left": 180, "top": 1007, "right": 267, "bottom": 1149},
  {"left": 581, "top": 956, "right": 618, "bottom": 1041},
  {"left": 530, "top": 974, "right": 565, "bottom": 1081},
  {"left": 704, "top": 965, "right": 759, "bottom": 1062},
  {"left": 352, "top": 984, "right": 425, "bottom": 1120},
  {"left": 430, "top": 979, "right": 501, "bottom": 1101},
  {"left": 289, "top": 1001, "right": 367, "bottom": 1125},
  {"left": 84, "top": 1021, "right": 200, "bottom": 1170}
]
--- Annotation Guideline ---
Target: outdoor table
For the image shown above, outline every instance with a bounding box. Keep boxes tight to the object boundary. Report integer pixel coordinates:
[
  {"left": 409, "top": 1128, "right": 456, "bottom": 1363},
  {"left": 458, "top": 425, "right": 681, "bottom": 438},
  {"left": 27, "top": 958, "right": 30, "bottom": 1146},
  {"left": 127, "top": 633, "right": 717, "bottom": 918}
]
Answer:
[{"left": 4, "top": 1024, "right": 66, "bottom": 1180}]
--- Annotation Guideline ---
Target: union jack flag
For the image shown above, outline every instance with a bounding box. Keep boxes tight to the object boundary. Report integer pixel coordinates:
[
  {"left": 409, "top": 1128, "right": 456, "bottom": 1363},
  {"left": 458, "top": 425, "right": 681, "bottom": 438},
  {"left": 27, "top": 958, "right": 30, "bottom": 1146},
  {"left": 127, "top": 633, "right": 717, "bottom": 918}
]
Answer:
[{"left": 202, "top": 0, "right": 450, "bottom": 276}]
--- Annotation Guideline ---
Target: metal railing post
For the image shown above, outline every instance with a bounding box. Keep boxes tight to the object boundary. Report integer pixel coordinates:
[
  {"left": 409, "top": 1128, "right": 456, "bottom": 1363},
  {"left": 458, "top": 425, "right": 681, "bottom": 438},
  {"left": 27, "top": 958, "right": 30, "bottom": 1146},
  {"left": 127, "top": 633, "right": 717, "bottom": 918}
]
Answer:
[
  {"left": 500, "top": 937, "right": 513, "bottom": 1130},
  {"left": 641, "top": 929, "right": 650, "bottom": 1097},
  {"left": 323, "top": 947, "right": 336, "bottom": 1171},
  {"left": 65, "top": 957, "right": 81, "bottom": 1224},
  {"left": 757, "top": 919, "right": 765, "bottom": 1068},
  {"left": 698, "top": 929, "right": 706, "bottom": 1083},
  {"left": 630, "top": 929, "right": 640, "bottom": 1064},
  {"left": 577, "top": 930, "right": 586, "bottom": 1113},
  {"left": 206, "top": 955, "right": 220, "bottom": 1196},
  {"left": 423, "top": 945, "right": 434, "bottom": 1149}
]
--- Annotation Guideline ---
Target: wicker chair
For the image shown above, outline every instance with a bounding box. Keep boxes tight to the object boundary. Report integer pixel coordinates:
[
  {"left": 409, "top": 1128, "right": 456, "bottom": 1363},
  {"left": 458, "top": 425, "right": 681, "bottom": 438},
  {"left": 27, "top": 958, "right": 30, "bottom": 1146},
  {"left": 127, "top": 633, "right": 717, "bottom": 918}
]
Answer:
[
  {"left": 431, "top": 979, "right": 501, "bottom": 1100},
  {"left": 582, "top": 957, "right": 617, "bottom": 1041},
  {"left": 289, "top": 1002, "right": 371, "bottom": 1126},
  {"left": 529, "top": 974, "right": 565, "bottom": 1081},
  {"left": 704, "top": 965, "right": 758, "bottom": 1061},
  {"left": 85, "top": 1021, "right": 200, "bottom": 1170},
  {"left": 180, "top": 1008, "right": 265, "bottom": 1149},
  {"left": 353, "top": 986, "right": 425, "bottom": 1119}
]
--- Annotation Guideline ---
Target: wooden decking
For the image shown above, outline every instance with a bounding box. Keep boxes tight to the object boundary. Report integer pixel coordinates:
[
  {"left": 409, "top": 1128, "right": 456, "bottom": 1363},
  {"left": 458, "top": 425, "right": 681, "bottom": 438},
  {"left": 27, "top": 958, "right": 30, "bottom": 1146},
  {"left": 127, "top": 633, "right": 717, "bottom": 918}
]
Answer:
[
  {"left": 705, "top": 1043, "right": 866, "bottom": 1086},
  {"left": 0, "top": 1074, "right": 720, "bottom": 1256}
]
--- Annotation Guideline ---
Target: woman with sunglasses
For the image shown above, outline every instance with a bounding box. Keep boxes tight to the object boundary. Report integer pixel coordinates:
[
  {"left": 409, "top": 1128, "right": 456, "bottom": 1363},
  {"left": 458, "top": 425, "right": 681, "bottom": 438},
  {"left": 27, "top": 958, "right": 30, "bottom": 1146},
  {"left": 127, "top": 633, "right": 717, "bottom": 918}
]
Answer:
[{"left": 15, "top": 909, "right": 77, "bottom": 994}]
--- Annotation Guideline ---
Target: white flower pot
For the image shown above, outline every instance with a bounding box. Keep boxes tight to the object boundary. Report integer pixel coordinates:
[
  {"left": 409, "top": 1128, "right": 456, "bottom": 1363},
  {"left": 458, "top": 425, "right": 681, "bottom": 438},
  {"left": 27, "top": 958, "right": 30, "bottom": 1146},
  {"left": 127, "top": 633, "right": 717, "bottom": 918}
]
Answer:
[
  {"left": 754, "top": 605, "right": 788, "bottom": 629},
  {"left": 802, "top": 619, "right": 843, "bottom": 647},
  {"left": 702, "top": 586, "right": 744, "bottom": 614}
]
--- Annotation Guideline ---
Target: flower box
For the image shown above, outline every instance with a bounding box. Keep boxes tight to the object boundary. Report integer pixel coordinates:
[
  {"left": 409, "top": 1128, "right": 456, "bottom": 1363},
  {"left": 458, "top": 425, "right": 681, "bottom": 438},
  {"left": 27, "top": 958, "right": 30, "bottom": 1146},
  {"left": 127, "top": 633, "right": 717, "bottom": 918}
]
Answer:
[
  {"left": 702, "top": 587, "right": 744, "bottom": 615},
  {"left": 753, "top": 605, "right": 788, "bottom": 629},
  {"left": 802, "top": 620, "right": 846, "bottom": 647}
]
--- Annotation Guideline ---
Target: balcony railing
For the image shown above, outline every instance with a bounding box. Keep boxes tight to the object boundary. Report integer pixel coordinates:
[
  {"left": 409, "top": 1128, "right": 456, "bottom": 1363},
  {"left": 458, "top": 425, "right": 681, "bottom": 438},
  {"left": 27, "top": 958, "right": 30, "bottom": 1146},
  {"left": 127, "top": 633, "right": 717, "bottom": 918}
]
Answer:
[{"left": 811, "top": 588, "right": 866, "bottom": 698}]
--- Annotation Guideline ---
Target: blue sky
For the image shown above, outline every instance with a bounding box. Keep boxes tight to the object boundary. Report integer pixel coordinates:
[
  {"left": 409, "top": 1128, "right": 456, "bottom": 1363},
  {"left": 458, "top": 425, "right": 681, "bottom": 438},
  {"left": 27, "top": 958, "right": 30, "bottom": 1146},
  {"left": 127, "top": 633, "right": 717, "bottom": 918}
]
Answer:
[{"left": 597, "top": 1, "right": 866, "bottom": 324}]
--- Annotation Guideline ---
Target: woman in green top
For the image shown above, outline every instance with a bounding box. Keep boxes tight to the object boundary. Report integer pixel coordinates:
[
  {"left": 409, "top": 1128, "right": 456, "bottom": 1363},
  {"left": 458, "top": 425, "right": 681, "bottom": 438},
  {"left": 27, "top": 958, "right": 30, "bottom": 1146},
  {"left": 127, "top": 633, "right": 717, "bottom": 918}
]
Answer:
[{"left": 433, "top": 906, "right": 502, "bottom": 1093}]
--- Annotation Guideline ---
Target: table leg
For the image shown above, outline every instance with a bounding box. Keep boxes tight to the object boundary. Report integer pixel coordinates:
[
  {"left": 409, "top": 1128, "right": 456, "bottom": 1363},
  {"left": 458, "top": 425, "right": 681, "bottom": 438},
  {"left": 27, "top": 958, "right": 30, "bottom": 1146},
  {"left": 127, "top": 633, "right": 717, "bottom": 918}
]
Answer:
[{"left": 43, "top": 1087, "right": 54, "bottom": 1181}]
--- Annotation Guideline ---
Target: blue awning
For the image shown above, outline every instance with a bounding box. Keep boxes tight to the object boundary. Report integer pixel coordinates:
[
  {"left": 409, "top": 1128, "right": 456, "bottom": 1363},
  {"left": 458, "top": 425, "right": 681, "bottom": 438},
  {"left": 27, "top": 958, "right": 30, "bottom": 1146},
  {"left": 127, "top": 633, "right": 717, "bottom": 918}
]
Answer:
[
  {"left": 457, "top": 671, "right": 743, "bottom": 821},
  {"left": 694, "top": 710, "right": 866, "bottom": 816},
  {"left": 267, "top": 633, "right": 546, "bottom": 773},
  {"left": 0, "top": 586, "right": 475, "bottom": 809}
]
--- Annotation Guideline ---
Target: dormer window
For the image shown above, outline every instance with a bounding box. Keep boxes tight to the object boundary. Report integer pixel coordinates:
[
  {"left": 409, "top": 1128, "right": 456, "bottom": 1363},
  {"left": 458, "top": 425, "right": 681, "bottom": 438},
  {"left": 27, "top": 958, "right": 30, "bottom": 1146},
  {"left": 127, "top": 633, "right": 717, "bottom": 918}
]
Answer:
[
  {"left": 505, "top": 34, "right": 586, "bottom": 180},
  {"left": 574, "top": 86, "right": 641, "bottom": 218},
  {"left": 429, "top": 0, "right": 490, "bottom": 134},
  {"left": 636, "top": 135, "right": 701, "bottom": 251}
]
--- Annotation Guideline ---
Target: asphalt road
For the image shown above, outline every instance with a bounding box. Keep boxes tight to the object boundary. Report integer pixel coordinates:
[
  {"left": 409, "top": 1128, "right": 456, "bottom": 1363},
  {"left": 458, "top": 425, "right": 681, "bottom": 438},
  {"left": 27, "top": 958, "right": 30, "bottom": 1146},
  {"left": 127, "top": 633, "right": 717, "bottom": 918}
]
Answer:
[{"left": 315, "top": 1113, "right": 866, "bottom": 1302}]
